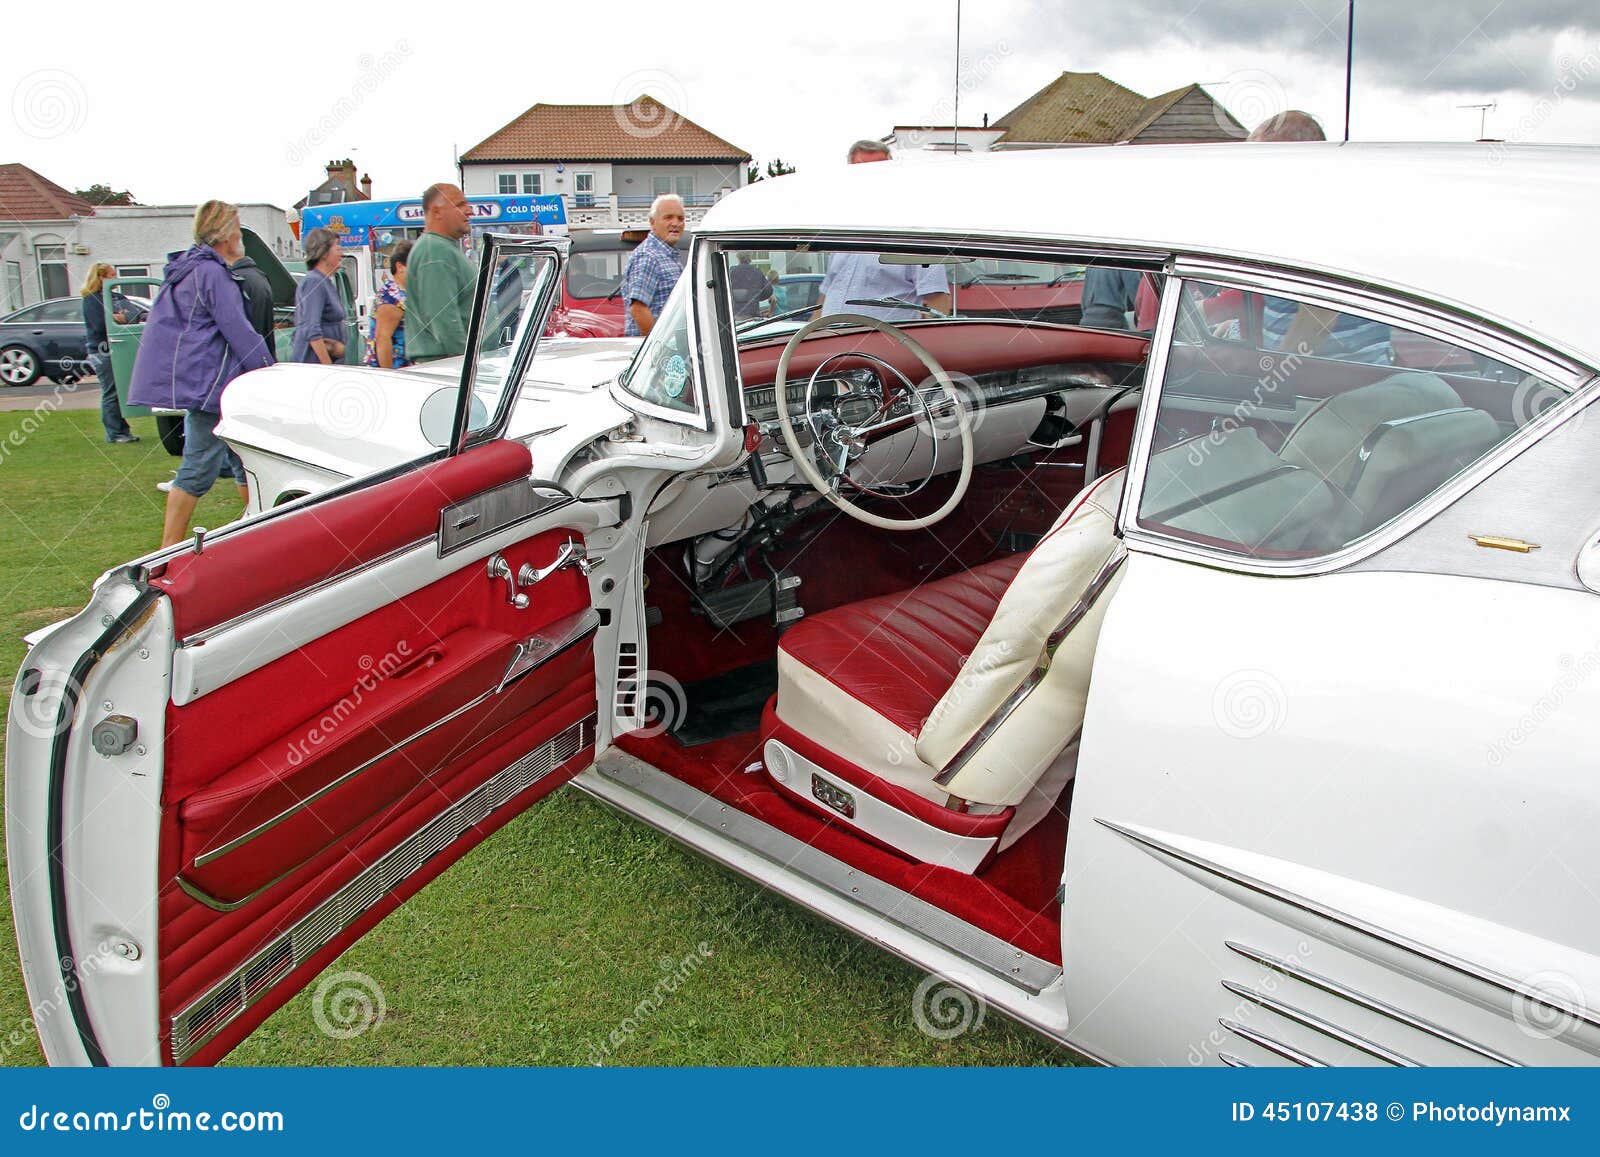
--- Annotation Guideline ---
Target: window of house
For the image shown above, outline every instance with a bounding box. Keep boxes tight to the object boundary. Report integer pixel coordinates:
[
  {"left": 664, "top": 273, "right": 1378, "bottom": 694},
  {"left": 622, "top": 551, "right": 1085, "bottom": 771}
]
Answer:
[
  {"left": 521, "top": 173, "right": 541, "bottom": 195},
  {"left": 115, "top": 265, "right": 147, "bottom": 280},
  {"left": 3, "top": 262, "right": 22, "bottom": 313},
  {"left": 1132, "top": 278, "right": 1565, "bottom": 561},
  {"left": 675, "top": 175, "right": 695, "bottom": 202},
  {"left": 574, "top": 172, "right": 595, "bottom": 207},
  {"left": 36, "top": 244, "right": 68, "bottom": 299},
  {"left": 497, "top": 173, "right": 518, "bottom": 196},
  {"left": 652, "top": 176, "right": 671, "bottom": 197}
]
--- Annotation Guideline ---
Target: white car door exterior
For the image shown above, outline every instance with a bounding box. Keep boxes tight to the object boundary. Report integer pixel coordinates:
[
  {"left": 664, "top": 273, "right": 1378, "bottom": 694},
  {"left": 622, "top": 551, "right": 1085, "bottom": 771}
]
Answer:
[{"left": 1060, "top": 267, "right": 1600, "bottom": 1067}]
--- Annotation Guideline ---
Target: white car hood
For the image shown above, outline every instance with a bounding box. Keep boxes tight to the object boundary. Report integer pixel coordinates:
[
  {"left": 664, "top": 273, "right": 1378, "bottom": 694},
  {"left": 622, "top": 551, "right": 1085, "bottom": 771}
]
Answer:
[{"left": 217, "top": 337, "right": 641, "bottom": 481}]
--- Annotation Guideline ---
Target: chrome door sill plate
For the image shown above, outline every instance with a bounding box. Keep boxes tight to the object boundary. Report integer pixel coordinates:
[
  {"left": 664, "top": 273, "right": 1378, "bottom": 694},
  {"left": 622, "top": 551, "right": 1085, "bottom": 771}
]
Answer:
[{"left": 583, "top": 747, "right": 1062, "bottom": 995}]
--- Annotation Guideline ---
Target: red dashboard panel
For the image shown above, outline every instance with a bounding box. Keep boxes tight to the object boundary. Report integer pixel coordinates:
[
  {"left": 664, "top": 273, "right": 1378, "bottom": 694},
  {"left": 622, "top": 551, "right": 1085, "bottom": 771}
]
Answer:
[{"left": 737, "top": 322, "right": 1149, "bottom": 389}]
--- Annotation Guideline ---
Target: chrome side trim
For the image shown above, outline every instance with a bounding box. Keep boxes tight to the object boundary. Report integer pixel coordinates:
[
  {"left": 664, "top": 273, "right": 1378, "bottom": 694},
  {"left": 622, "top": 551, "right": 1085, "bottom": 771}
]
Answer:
[
  {"left": 190, "top": 610, "right": 600, "bottom": 871},
  {"left": 1219, "top": 1018, "right": 1325, "bottom": 1067},
  {"left": 437, "top": 479, "right": 574, "bottom": 557},
  {"left": 1100, "top": 818, "right": 1600, "bottom": 1036},
  {"left": 589, "top": 749, "right": 1063, "bottom": 993},
  {"left": 169, "top": 714, "right": 595, "bottom": 1061},
  {"left": 1221, "top": 979, "right": 1414, "bottom": 1066},
  {"left": 1225, "top": 941, "right": 1519, "bottom": 1066},
  {"left": 933, "top": 543, "right": 1127, "bottom": 788},
  {"left": 176, "top": 536, "right": 431, "bottom": 647},
  {"left": 1217, "top": 1051, "right": 1253, "bottom": 1068}
]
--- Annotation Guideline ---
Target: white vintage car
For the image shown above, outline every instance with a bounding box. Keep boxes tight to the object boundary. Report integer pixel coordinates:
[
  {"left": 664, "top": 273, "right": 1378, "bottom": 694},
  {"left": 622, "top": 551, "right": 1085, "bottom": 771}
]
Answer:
[{"left": 10, "top": 143, "right": 1600, "bottom": 1068}]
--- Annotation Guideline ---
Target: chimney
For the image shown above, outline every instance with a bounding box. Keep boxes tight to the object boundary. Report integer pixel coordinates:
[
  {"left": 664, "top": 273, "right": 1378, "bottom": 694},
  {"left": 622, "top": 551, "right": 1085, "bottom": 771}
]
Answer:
[
  {"left": 359, "top": 173, "right": 372, "bottom": 199},
  {"left": 326, "top": 158, "right": 357, "bottom": 195}
]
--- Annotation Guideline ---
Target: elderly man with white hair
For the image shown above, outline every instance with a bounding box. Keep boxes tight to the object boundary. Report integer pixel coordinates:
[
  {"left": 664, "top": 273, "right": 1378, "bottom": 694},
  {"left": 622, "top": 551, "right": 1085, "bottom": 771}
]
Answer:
[{"left": 621, "top": 194, "right": 687, "bottom": 336}]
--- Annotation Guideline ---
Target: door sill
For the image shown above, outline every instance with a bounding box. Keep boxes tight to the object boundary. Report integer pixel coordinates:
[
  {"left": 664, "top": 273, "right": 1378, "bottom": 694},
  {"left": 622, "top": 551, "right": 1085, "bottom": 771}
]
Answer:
[{"left": 578, "top": 747, "right": 1071, "bottom": 1043}]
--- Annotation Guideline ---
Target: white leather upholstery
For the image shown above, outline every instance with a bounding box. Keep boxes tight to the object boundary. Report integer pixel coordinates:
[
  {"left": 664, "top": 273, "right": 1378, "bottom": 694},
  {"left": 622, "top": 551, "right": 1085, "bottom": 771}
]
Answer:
[
  {"left": 773, "top": 652, "right": 943, "bottom": 801},
  {"left": 919, "top": 470, "right": 1125, "bottom": 807}
]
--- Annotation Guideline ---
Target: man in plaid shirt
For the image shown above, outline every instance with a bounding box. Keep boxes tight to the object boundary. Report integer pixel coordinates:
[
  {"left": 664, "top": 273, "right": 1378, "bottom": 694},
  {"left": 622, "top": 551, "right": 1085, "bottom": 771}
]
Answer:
[{"left": 621, "top": 195, "right": 686, "bottom": 336}]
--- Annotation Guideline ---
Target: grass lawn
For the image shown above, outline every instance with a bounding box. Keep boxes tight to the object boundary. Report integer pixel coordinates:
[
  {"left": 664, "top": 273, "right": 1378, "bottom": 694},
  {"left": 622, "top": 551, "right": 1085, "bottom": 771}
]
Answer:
[{"left": 0, "top": 407, "right": 1072, "bottom": 1067}]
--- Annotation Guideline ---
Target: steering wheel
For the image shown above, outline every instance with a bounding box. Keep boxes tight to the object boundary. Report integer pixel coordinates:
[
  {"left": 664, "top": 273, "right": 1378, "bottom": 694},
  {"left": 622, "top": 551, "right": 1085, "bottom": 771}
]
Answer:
[{"left": 773, "top": 313, "right": 974, "bottom": 531}]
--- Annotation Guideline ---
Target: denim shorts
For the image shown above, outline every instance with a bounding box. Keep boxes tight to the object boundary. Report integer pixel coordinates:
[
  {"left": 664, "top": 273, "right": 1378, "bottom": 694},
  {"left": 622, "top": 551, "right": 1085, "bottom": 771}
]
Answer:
[{"left": 173, "top": 409, "right": 246, "bottom": 498}]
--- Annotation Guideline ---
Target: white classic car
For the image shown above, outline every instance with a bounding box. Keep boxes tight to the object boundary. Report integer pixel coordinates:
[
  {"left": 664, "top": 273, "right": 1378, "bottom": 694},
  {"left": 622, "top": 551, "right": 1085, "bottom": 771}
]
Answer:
[{"left": 10, "top": 143, "right": 1600, "bottom": 1068}]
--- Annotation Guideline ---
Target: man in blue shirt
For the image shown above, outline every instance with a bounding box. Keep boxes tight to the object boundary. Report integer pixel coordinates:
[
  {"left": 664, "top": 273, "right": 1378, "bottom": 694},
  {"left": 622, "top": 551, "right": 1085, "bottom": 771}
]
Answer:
[
  {"left": 621, "top": 195, "right": 686, "bottom": 336},
  {"left": 817, "top": 140, "right": 951, "bottom": 322}
]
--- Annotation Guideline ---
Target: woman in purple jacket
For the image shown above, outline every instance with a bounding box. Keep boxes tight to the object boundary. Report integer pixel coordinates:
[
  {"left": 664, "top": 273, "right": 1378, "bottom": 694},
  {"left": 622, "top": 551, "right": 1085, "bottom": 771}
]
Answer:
[{"left": 129, "top": 201, "right": 273, "bottom": 546}]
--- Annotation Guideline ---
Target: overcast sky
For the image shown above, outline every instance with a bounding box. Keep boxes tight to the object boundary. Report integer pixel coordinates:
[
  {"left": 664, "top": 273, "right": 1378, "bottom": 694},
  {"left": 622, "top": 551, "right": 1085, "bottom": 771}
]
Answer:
[{"left": 5, "top": 0, "right": 1600, "bottom": 209}]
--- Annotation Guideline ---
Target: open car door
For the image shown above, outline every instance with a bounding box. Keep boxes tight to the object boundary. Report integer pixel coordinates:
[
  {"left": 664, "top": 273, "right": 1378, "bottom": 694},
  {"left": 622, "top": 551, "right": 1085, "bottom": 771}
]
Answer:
[{"left": 7, "top": 237, "right": 604, "bottom": 1065}]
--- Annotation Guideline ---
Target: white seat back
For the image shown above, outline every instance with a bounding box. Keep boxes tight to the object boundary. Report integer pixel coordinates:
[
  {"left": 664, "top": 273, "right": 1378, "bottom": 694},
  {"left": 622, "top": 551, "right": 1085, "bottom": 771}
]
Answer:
[{"left": 917, "top": 469, "right": 1126, "bottom": 807}]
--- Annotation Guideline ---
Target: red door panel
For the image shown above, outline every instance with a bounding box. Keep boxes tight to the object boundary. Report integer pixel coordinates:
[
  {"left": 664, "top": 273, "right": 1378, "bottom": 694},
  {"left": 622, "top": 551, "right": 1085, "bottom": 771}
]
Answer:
[{"left": 147, "top": 442, "right": 599, "bottom": 1065}]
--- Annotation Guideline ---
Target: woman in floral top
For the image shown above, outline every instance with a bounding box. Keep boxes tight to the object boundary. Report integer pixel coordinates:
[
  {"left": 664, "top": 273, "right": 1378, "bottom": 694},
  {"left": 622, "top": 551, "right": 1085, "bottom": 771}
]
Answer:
[{"left": 365, "top": 239, "right": 412, "bottom": 368}]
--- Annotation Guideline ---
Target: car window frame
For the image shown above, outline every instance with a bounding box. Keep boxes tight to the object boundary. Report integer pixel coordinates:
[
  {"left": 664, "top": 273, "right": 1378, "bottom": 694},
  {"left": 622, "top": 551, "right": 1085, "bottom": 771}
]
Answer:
[{"left": 1119, "top": 257, "right": 1598, "bottom": 579}]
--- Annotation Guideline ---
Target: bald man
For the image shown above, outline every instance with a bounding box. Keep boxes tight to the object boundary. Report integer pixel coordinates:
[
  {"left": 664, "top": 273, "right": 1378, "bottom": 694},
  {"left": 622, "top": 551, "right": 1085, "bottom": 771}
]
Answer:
[{"left": 622, "top": 195, "right": 687, "bottom": 336}]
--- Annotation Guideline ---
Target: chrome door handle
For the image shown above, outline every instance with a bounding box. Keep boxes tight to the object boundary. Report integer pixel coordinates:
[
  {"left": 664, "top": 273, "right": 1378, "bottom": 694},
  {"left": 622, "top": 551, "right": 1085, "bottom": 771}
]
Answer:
[
  {"left": 518, "top": 538, "right": 598, "bottom": 587},
  {"left": 486, "top": 553, "right": 529, "bottom": 609}
]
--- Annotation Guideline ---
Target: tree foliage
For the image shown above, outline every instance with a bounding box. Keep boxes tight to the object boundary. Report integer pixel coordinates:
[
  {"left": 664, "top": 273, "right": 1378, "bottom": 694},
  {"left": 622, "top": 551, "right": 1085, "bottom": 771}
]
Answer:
[{"left": 75, "top": 184, "right": 137, "bottom": 206}]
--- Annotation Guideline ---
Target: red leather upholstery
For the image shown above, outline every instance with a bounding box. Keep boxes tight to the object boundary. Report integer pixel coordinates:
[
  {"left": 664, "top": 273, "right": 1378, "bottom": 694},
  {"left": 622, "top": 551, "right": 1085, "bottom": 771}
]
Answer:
[
  {"left": 777, "top": 552, "right": 1026, "bottom": 737},
  {"left": 155, "top": 440, "right": 533, "bottom": 639}
]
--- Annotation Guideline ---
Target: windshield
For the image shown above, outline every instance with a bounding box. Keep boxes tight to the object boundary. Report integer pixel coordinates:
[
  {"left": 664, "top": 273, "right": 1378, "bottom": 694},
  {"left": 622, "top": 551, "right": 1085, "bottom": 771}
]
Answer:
[{"left": 618, "top": 277, "right": 697, "bottom": 414}]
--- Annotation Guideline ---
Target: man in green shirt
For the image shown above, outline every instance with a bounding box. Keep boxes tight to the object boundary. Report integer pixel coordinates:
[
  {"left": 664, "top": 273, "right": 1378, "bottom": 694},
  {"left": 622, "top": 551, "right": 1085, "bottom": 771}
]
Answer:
[{"left": 405, "top": 183, "right": 475, "bottom": 361}]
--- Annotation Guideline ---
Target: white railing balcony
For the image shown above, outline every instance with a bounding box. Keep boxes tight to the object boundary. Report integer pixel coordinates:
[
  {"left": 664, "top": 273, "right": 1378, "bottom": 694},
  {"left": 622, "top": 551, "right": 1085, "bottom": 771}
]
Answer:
[{"left": 560, "top": 192, "right": 725, "bottom": 231}]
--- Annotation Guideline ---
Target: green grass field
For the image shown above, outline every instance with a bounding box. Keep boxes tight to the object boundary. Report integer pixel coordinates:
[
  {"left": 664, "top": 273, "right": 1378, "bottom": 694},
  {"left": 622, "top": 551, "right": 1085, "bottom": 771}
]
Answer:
[{"left": 0, "top": 407, "right": 1071, "bottom": 1066}]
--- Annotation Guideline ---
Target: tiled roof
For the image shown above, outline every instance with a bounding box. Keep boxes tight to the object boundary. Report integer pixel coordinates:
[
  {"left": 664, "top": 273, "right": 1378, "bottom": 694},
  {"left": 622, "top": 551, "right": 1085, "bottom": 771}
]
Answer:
[
  {"left": 0, "top": 163, "right": 95, "bottom": 221},
  {"left": 993, "top": 72, "right": 1239, "bottom": 144},
  {"left": 462, "top": 99, "right": 750, "bottom": 162}
]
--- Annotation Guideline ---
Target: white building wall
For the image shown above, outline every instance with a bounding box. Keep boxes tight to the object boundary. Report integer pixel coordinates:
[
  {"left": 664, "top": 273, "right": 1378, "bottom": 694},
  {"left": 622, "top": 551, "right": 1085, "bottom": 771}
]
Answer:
[
  {"left": 69, "top": 204, "right": 296, "bottom": 289},
  {"left": 461, "top": 161, "right": 616, "bottom": 203}
]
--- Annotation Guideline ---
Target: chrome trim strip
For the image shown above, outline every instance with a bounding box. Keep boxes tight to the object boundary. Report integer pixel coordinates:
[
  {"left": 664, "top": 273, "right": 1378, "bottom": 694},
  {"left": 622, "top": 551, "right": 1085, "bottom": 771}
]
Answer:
[
  {"left": 1170, "top": 257, "right": 1591, "bottom": 387},
  {"left": 589, "top": 749, "right": 1063, "bottom": 993},
  {"left": 169, "top": 714, "right": 596, "bottom": 1061},
  {"left": 1225, "top": 940, "right": 1519, "bottom": 1066},
  {"left": 1217, "top": 1051, "right": 1253, "bottom": 1068},
  {"left": 190, "top": 610, "right": 599, "bottom": 869},
  {"left": 1221, "top": 979, "right": 1415, "bottom": 1066},
  {"left": 1100, "top": 818, "right": 1600, "bottom": 1036},
  {"left": 1219, "top": 1018, "right": 1324, "bottom": 1067},
  {"left": 177, "top": 536, "right": 432, "bottom": 647},
  {"left": 933, "top": 543, "right": 1126, "bottom": 788}
]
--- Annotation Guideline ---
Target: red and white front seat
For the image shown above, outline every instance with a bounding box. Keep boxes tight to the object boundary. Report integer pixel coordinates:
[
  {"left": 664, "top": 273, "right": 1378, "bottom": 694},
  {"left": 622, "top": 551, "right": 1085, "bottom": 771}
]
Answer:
[{"left": 761, "top": 470, "right": 1128, "bottom": 873}]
